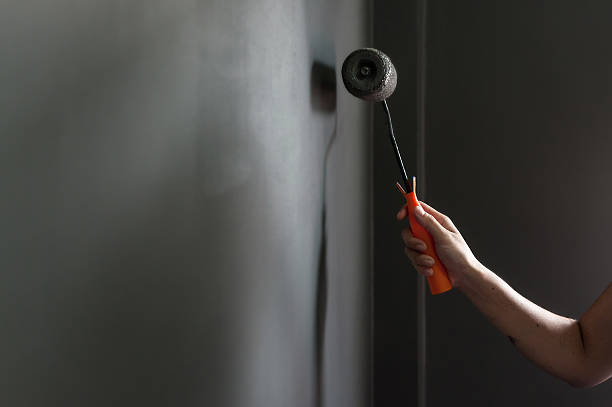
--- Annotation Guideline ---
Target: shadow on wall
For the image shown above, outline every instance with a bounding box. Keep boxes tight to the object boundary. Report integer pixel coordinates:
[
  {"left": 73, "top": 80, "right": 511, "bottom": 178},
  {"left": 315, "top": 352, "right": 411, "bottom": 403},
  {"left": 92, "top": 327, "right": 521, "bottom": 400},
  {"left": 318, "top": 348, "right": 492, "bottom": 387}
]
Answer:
[
  {"left": 311, "top": 62, "right": 337, "bottom": 113},
  {"left": 310, "top": 60, "right": 337, "bottom": 407}
]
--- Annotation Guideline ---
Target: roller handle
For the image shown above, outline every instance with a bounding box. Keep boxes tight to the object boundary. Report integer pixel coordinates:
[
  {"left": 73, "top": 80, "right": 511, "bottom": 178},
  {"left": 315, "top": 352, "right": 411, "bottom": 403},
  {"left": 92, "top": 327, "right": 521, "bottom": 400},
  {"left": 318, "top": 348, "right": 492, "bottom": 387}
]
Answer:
[{"left": 397, "top": 178, "right": 452, "bottom": 295}]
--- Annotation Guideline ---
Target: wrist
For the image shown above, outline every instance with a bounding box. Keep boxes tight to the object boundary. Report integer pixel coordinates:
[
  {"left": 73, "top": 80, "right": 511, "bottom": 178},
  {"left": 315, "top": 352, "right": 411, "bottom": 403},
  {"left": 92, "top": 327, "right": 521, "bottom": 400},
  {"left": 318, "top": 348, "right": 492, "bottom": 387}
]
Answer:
[{"left": 455, "top": 259, "right": 489, "bottom": 293}]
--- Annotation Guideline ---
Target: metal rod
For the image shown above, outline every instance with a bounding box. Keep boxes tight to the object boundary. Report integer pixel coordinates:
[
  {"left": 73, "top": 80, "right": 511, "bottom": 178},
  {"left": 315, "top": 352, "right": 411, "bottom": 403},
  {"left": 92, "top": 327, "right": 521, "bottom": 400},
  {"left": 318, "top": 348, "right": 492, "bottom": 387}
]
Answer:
[{"left": 381, "top": 99, "right": 411, "bottom": 192}]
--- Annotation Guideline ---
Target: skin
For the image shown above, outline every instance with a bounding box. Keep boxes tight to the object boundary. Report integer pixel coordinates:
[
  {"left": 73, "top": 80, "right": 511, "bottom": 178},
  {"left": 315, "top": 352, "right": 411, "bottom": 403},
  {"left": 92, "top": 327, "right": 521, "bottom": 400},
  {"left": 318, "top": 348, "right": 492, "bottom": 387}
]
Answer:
[{"left": 398, "top": 202, "right": 612, "bottom": 388}]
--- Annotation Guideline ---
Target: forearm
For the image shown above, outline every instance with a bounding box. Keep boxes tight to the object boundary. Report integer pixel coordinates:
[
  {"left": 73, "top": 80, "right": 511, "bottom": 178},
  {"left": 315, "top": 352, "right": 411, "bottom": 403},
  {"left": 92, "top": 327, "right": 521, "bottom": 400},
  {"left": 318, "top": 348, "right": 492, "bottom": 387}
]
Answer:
[
  {"left": 401, "top": 202, "right": 612, "bottom": 387},
  {"left": 459, "top": 263, "right": 588, "bottom": 387}
]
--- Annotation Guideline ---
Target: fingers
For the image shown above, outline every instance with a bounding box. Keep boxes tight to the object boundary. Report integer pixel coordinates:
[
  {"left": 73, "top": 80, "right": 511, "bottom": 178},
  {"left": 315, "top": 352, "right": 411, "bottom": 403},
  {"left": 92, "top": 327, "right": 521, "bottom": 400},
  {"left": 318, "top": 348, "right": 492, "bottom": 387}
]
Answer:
[
  {"left": 402, "top": 227, "right": 430, "bottom": 277},
  {"left": 404, "top": 248, "right": 434, "bottom": 277},
  {"left": 413, "top": 206, "right": 448, "bottom": 239},
  {"left": 401, "top": 228, "right": 427, "bottom": 251},
  {"left": 396, "top": 206, "right": 407, "bottom": 221},
  {"left": 419, "top": 201, "right": 458, "bottom": 233},
  {"left": 398, "top": 201, "right": 458, "bottom": 235}
]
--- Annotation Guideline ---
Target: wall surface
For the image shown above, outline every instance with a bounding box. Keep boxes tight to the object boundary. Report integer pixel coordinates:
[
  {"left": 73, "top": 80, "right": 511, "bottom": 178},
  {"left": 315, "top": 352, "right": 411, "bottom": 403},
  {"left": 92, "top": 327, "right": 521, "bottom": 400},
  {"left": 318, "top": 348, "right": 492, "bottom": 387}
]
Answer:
[
  {"left": 426, "top": 1, "right": 612, "bottom": 406},
  {"left": 0, "top": 1, "right": 372, "bottom": 406}
]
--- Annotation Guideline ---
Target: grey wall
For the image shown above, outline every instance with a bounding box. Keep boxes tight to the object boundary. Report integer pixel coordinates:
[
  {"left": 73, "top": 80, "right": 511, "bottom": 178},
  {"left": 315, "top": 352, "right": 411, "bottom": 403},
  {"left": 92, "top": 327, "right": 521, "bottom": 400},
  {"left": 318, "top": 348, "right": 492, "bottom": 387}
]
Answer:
[
  {"left": 375, "top": 1, "right": 612, "bottom": 406},
  {"left": 0, "top": 1, "right": 372, "bottom": 406}
]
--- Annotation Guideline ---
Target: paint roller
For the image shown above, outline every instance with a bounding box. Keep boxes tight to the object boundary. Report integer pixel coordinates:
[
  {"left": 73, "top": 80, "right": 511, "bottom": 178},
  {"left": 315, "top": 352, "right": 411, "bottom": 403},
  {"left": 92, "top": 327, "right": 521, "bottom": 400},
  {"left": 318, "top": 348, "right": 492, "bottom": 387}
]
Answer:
[{"left": 341, "top": 48, "right": 452, "bottom": 295}]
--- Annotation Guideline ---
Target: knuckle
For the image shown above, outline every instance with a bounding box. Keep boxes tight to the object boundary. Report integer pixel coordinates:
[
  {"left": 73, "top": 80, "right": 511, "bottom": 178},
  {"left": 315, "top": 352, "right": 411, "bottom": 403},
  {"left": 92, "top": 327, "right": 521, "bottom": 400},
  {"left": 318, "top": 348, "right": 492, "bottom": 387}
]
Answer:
[
  {"left": 407, "top": 238, "right": 423, "bottom": 249},
  {"left": 416, "top": 254, "right": 434, "bottom": 266},
  {"left": 417, "top": 266, "right": 432, "bottom": 276}
]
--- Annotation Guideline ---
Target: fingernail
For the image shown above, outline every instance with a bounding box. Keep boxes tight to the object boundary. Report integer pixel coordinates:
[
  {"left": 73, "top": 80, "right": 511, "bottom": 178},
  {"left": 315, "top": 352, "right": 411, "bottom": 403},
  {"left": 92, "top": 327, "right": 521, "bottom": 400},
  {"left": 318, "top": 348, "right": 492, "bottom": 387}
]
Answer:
[
  {"left": 415, "top": 206, "right": 425, "bottom": 217},
  {"left": 423, "top": 268, "right": 434, "bottom": 276}
]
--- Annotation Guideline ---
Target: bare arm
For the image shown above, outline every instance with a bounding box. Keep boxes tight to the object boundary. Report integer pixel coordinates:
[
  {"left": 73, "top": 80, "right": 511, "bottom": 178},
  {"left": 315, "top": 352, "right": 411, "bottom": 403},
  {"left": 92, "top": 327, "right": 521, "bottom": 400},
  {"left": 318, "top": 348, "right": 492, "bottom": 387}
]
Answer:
[
  {"left": 461, "top": 263, "right": 612, "bottom": 388},
  {"left": 398, "top": 202, "right": 612, "bottom": 388}
]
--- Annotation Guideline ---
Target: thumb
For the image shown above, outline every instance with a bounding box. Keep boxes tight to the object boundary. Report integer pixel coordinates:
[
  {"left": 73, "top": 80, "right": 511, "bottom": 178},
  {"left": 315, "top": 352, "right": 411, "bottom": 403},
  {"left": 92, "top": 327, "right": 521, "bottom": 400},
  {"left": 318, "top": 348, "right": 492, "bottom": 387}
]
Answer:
[{"left": 414, "top": 206, "right": 446, "bottom": 239}]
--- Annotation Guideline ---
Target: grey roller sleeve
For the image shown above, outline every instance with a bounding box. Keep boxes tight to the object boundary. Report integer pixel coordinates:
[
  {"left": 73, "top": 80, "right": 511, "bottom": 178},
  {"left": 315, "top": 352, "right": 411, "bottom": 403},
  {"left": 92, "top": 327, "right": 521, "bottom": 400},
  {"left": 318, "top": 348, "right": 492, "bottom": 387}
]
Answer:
[{"left": 341, "top": 48, "right": 397, "bottom": 102}]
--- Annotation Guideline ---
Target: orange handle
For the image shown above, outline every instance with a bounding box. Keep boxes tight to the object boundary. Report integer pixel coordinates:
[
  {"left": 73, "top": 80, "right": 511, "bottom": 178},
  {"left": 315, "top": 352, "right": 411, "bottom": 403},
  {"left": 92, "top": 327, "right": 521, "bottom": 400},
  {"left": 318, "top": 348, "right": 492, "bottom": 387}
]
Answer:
[{"left": 397, "top": 178, "right": 452, "bottom": 295}]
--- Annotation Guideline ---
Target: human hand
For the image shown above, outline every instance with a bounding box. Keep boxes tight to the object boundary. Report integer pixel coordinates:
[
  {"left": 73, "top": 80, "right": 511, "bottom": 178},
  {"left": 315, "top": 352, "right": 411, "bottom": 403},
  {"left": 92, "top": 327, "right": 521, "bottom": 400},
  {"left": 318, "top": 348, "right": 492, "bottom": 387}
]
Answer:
[{"left": 396, "top": 202, "right": 480, "bottom": 288}]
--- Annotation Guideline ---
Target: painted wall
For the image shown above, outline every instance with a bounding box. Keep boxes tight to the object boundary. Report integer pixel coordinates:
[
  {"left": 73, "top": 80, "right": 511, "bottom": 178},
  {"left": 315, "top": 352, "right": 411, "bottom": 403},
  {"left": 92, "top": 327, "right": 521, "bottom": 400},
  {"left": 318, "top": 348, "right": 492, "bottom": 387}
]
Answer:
[{"left": 0, "top": 1, "right": 372, "bottom": 406}]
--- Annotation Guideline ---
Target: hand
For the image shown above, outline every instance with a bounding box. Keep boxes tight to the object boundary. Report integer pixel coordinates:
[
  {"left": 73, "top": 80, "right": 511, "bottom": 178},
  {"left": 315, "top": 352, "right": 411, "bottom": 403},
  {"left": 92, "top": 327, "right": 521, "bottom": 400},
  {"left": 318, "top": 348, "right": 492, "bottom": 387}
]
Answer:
[{"left": 396, "top": 201, "right": 480, "bottom": 288}]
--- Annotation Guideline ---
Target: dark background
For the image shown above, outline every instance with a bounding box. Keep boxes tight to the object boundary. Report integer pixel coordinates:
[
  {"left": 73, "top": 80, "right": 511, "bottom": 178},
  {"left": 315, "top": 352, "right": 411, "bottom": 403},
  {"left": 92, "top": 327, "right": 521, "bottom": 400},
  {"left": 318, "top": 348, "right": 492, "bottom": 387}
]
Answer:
[
  {"left": 373, "top": 1, "right": 420, "bottom": 406},
  {"left": 375, "top": 0, "right": 612, "bottom": 406}
]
